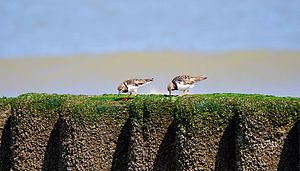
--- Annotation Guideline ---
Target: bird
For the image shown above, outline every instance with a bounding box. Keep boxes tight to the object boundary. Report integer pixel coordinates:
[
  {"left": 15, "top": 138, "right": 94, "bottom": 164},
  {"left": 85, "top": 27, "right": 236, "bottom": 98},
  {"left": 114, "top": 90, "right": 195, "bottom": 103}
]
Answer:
[
  {"left": 167, "top": 75, "right": 207, "bottom": 95},
  {"left": 117, "top": 78, "right": 154, "bottom": 95}
]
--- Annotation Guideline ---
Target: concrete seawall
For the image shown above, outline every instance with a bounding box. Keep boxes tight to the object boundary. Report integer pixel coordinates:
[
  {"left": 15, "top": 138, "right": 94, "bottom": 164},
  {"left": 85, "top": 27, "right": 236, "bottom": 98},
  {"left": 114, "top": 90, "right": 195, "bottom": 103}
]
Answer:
[{"left": 0, "top": 94, "right": 299, "bottom": 170}]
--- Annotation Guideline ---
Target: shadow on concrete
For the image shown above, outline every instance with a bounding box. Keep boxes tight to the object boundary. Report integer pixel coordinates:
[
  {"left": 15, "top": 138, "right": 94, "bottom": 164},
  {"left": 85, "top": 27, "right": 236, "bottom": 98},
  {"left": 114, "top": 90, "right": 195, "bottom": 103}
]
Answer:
[
  {"left": 153, "top": 120, "right": 177, "bottom": 171},
  {"left": 42, "top": 119, "right": 61, "bottom": 171},
  {"left": 214, "top": 118, "right": 236, "bottom": 171},
  {"left": 111, "top": 119, "right": 131, "bottom": 171},
  {"left": 0, "top": 116, "right": 12, "bottom": 171},
  {"left": 277, "top": 121, "right": 299, "bottom": 171}
]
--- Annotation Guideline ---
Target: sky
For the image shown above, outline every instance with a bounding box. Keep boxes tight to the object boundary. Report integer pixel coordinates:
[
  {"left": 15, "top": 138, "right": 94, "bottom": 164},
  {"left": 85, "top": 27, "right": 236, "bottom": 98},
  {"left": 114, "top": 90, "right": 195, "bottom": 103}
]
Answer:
[{"left": 1, "top": 0, "right": 300, "bottom": 58}]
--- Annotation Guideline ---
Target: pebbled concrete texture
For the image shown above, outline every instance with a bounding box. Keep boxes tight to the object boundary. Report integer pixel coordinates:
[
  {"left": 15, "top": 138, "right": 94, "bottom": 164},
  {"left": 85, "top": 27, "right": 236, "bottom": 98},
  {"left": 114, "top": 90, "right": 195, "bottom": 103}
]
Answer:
[
  {"left": 58, "top": 117, "right": 128, "bottom": 170},
  {"left": 236, "top": 98, "right": 299, "bottom": 171},
  {"left": 0, "top": 100, "right": 12, "bottom": 171},
  {"left": 128, "top": 98, "right": 175, "bottom": 170},
  {"left": 10, "top": 107, "right": 58, "bottom": 170},
  {"left": 57, "top": 101, "right": 129, "bottom": 171},
  {"left": 175, "top": 96, "right": 237, "bottom": 171}
]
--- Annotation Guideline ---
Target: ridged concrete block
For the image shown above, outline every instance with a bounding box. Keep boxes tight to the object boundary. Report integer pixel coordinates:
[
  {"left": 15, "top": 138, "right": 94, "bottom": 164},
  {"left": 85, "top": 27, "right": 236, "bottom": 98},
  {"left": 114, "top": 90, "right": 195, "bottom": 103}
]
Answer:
[
  {"left": 236, "top": 98, "right": 299, "bottom": 170},
  {"left": 128, "top": 97, "right": 176, "bottom": 170},
  {"left": 0, "top": 100, "right": 12, "bottom": 170},
  {"left": 10, "top": 108, "right": 58, "bottom": 170},
  {"left": 175, "top": 96, "right": 236, "bottom": 171}
]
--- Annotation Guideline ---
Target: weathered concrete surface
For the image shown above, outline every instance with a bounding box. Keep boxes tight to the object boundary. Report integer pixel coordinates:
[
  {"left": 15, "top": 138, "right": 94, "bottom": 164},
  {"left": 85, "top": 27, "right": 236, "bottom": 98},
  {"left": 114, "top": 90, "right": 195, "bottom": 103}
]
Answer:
[
  {"left": 10, "top": 108, "right": 58, "bottom": 170},
  {"left": 176, "top": 119, "right": 237, "bottom": 171},
  {"left": 276, "top": 122, "right": 300, "bottom": 171},
  {"left": 56, "top": 100, "right": 129, "bottom": 171},
  {"left": 235, "top": 98, "right": 299, "bottom": 170},
  {"left": 175, "top": 96, "right": 237, "bottom": 171},
  {"left": 59, "top": 116, "right": 128, "bottom": 170},
  {"left": 0, "top": 100, "right": 12, "bottom": 171},
  {"left": 128, "top": 98, "right": 176, "bottom": 170},
  {"left": 0, "top": 102, "right": 11, "bottom": 142},
  {"left": 0, "top": 94, "right": 299, "bottom": 170}
]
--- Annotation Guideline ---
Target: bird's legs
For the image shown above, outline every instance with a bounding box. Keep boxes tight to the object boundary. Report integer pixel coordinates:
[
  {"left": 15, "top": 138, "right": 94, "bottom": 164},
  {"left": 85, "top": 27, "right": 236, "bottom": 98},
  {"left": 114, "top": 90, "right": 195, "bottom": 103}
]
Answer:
[
  {"left": 183, "top": 90, "right": 188, "bottom": 95},
  {"left": 179, "top": 90, "right": 185, "bottom": 96},
  {"left": 127, "top": 92, "right": 132, "bottom": 98},
  {"left": 128, "top": 91, "right": 137, "bottom": 97},
  {"left": 186, "top": 89, "right": 189, "bottom": 95},
  {"left": 133, "top": 90, "right": 138, "bottom": 96},
  {"left": 180, "top": 89, "right": 189, "bottom": 96}
]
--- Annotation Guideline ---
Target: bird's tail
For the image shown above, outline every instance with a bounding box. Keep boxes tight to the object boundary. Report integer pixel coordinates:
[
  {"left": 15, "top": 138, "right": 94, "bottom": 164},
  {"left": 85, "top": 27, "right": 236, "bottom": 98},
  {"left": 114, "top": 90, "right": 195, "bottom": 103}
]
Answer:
[
  {"left": 193, "top": 75, "right": 207, "bottom": 82},
  {"left": 145, "top": 78, "right": 154, "bottom": 82}
]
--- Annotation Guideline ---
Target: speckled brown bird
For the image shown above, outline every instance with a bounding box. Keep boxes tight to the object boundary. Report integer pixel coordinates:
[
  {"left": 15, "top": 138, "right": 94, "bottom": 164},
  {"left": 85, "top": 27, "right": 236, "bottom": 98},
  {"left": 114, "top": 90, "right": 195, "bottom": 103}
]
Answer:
[
  {"left": 167, "top": 75, "right": 207, "bottom": 95},
  {"left": 117, "top": 78, "right": 153, "bottom": 95}
]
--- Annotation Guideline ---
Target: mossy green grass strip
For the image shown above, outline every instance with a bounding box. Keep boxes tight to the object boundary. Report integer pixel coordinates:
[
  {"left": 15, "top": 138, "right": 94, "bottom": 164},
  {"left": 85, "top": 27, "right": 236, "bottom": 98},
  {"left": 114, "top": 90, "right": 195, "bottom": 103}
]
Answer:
[{"left": 1, "top": 93, "right": 299, "bottom": 124}]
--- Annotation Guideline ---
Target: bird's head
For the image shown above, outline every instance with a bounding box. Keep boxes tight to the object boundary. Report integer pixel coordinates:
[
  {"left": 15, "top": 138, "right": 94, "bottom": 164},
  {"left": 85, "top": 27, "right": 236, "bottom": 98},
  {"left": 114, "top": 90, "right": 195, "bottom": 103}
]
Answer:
[
  {"left": 117, "top": 83, "right": 128, "bottom": 95},
  {"left": 167, "top": 82, "right": 176, "bottom": 95}
]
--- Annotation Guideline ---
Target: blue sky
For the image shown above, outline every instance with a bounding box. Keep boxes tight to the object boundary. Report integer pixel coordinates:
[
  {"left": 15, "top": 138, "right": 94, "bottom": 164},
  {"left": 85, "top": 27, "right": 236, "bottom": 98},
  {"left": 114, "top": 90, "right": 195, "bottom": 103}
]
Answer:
[{"left": 1, "top": 0, "right": 300, "bottom": 58}]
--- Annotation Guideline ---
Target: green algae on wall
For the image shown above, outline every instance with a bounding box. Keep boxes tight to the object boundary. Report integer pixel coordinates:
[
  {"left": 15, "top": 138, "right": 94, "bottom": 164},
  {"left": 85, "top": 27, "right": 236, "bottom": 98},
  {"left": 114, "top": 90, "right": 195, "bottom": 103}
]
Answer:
[
  {"left": 235, "top": 96, "right": 299, "bottom": 170},
  {"left": 0, "top": 93, "right": 299, "bottom": 170},
  {"left": 174, "top": 95, "right": 238, "bottom": 170},
  {"left": 2, "top": 93, "right": 131, "bottom": 170},
  {"left": 128, "top": 95, "right": 176, "bottom": 170}
]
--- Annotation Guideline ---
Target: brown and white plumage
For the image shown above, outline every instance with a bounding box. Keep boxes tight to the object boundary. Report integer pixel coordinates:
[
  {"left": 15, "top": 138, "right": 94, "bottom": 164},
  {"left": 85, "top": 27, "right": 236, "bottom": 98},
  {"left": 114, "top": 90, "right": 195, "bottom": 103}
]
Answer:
[
  {"left": 167, "top": 75, "right": 207, "bottom": 95},
  {"left": 117, "top": 78, "right": 154, "bottom": 95}
]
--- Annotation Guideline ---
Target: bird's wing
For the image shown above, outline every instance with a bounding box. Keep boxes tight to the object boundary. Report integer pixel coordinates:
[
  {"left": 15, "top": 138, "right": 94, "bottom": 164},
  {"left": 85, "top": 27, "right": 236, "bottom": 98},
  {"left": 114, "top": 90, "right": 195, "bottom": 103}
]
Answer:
[
  {"left": 172, "top": 75, "right": 194, "bottom": 85},
  {"left": 125, "top": 79, "right": 147, "bottom": 86}
]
